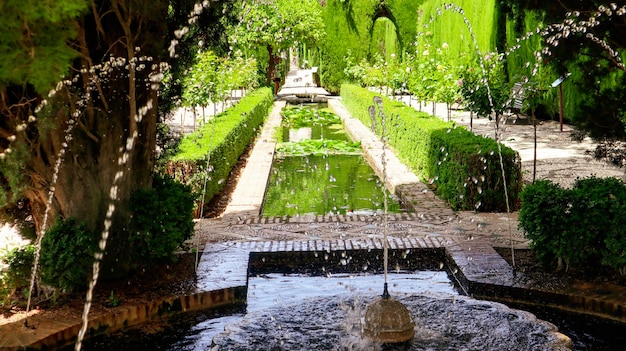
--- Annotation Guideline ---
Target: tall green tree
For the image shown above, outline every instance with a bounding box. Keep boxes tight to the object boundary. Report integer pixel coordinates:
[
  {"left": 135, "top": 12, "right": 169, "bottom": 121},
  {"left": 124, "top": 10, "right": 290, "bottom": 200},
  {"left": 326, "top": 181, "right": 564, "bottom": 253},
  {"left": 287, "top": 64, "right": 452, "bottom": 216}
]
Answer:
[
  {"left": 1, "top": 0, "right": 168, "bottom": 276},
  {"left": 230, "top": 0, "right": 325, "bottom": 85},
  {"left": 0, "top": 0, "right": 230, "bottom": 277}
]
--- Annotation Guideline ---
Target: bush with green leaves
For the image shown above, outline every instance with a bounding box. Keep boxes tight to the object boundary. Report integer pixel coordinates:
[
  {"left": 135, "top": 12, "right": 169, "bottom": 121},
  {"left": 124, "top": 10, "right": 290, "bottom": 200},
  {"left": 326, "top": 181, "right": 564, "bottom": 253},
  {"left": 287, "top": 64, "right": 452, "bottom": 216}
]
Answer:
[
  {"left": 1, "top": 244, "right": 35, "bottom": 303},
  {"left": 459, "top": 53, "right": 511, "bottom": 122},
  {"left": 340, "top": 84, "right": 521, "bottom": 211},
  {"left": 281, "top": 106, "right": 342, "bottom": 128},
  {"left": 129, "top": 174, "right": 195, "bottom": 263},
  {"left": 518, "top": 180, "right": 571, "bottom": 269},
  {"left": 39, "top": 218, "right": 97, "bottom": 292},
  {"left": 519, "top": 177, "right": 626, "bottom": 273}
]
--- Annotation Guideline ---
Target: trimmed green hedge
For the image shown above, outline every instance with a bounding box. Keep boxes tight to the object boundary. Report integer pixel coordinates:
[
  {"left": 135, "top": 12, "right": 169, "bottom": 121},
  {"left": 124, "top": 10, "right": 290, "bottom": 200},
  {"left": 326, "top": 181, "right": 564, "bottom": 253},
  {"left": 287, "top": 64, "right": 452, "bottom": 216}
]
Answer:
[
  {"left": 165, "top": 87, "right": 274, "bottom": 214},
  {"left": 519, "top": 177, "right": 626, "bottom": 274},
  {"left": 340, "top": 84, "right": 521, "bottom": 211}
]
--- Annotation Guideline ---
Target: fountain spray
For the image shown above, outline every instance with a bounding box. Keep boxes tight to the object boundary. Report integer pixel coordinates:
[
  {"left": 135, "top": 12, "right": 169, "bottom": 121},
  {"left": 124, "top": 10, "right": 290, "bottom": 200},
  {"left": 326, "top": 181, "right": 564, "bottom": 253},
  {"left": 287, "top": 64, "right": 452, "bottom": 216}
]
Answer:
[{"left": 363, "top": 97, "right": 415, "bottom": 344}]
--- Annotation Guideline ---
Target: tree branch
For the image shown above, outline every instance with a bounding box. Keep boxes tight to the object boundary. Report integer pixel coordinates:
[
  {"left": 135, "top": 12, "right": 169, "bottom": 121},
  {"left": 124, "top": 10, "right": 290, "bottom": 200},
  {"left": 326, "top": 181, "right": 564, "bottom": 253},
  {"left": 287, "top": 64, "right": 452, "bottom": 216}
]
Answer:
[{"left": 111, "top": 0, "right": 138, "bottom": 137}]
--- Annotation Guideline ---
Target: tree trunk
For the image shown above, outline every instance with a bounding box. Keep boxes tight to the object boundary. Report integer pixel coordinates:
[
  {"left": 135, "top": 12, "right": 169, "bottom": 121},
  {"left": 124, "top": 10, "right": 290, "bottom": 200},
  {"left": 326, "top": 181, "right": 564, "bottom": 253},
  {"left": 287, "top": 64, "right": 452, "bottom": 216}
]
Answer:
[
  {"left": 20, "top": 0, "right": 165, "bottom": 279},
  {"left": 532, "top": 107, "right": 537, "bottom": 184},
  {"left": 267, "top": 45, "right": 276, "bottom": 87}
]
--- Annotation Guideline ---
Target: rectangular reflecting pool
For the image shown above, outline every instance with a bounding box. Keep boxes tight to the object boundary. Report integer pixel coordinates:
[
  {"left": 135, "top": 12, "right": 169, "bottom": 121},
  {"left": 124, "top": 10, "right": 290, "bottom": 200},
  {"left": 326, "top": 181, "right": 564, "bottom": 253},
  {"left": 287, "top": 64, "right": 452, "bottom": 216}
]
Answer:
[
  {"left": 262, "top": 154, "right": 404, "bottom": 216},
  {"left": 262, "top": 104, "right": 405, "bottom": 217}
]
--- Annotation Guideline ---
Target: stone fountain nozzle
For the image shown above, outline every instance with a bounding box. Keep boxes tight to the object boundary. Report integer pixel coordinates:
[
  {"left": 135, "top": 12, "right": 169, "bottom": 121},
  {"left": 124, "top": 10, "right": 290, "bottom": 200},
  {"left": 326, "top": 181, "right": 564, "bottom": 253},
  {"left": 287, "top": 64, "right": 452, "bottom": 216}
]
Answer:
[
  {"left": 363, "top": 284, "right": 415, "bottom": 344},
  {"left": 382, "top": 282, "right": 390, "bottom": 299}
]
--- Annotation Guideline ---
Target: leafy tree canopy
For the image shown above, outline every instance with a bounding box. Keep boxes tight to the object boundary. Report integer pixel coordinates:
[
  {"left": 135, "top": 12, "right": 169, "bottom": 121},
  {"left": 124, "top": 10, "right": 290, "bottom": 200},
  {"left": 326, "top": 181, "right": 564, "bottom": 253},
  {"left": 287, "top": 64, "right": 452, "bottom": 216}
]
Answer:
[
  {"left": 0, "top": 0, "right": 89, "bottom": 94},
  {"left": 231, "top": 0, "right": 326, "bottom": 52}
]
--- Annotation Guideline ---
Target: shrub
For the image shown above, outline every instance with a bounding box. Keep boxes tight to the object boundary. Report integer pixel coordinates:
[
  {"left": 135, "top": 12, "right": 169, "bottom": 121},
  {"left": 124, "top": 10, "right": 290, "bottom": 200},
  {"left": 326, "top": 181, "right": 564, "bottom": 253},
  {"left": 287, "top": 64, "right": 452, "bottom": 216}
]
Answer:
[
  {"left": 164, "top": 87, "right": 274, "bottom": 215},
  {"left": 1, "top": 244, "right": 35, "bottom": 304},
  {"left": 129, "top": 174, "right": 195, "bottom": 263},
  {"left": 575, "top": 177, "right": 626, "bottom": 273},
  {"left": 518, "top": 180, "right": 571, "bottom": 269},
  {"left": 340, "top": 84, "right": 521, "bottom": 211},
  {"left": 519, "top": 177, "right": 626, "bottom": 273},
  {"left": 39, "top": 218, "right": 97, "bottom": 292}
]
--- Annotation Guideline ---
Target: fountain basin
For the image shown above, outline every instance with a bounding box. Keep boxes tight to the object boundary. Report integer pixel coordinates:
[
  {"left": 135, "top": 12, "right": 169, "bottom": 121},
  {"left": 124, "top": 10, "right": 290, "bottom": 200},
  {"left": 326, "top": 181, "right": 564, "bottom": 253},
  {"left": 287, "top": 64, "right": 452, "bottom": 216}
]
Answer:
[
  {"left": 211, "top": 288, "right": 571, "bottom": 351},
  {"left": 8, "top": 236, "right": 626, "bottom": 350}
]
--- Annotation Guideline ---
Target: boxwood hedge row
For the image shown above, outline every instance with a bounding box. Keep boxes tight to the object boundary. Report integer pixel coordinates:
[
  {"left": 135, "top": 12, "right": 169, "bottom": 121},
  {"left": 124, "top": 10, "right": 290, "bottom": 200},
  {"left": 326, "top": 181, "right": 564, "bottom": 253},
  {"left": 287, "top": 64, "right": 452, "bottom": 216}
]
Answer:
[
  {"left": 340, "top": 84, "right": 522, "bottom": 211},
  {"left": 164, "top": 87, "right": 274, "bottom": 215}
]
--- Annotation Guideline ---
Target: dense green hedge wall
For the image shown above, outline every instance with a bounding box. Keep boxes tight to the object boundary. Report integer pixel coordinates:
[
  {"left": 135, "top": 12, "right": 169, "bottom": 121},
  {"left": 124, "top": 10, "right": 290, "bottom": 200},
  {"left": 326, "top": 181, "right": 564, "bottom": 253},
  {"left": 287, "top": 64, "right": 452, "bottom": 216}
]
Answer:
[
  {"left": 321, "top": 0, "right": 625, "bottom": 138},
  {"left": 318, "top": 0, "right": 423, "bottom": 93},
  {"left": 165, "top": 87, "right": 274, "bottom": 214},
  {"left": 341, "top": 84, "right": 521, "bottom": 211},
  {"left": 415, "top": 0, "right": 497, "bottom": 59},
  {"left": 319, "top": 0, "right": 498, "bottom": 92},
  {"left": 519, "top": 177, "right": 626, "bottom": 274}
]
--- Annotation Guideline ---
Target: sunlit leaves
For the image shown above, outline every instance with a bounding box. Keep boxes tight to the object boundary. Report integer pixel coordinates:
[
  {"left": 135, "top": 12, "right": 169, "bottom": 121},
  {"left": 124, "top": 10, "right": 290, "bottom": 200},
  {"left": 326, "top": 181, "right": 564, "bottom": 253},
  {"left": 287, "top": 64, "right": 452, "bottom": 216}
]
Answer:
[
  {"left": 182, "top": 50, "right": 257, "bottom": 108},
  {"left": 230, "top": 0, "right": 325, "bottom": 52},
  {"left": 0, "top": 0, "right": 89, "bottom": 93}
]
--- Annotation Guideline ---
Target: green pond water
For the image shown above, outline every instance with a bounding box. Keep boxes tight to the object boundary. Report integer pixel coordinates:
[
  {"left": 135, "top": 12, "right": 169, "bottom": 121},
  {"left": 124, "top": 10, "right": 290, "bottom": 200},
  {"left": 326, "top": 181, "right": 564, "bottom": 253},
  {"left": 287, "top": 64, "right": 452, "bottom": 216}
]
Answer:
[
  {"left": 262, "top": 105, "right": 404, "bottom": 217},
  {"left": 262, "top": 154, "right": 403, "bottom": 216}
]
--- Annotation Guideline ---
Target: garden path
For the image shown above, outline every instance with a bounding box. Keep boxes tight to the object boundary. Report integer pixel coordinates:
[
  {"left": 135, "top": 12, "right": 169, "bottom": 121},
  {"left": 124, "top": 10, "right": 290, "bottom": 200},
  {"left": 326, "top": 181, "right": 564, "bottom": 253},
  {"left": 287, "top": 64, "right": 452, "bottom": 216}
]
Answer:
[{"left": 193, "top": 79, "right": 625, "bottom": 251}]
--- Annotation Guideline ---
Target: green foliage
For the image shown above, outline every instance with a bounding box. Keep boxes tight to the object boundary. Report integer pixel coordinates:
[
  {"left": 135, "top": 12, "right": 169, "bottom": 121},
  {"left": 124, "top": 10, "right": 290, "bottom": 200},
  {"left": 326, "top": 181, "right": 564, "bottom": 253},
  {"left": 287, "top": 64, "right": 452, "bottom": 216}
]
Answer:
[
  {"left": 39, "top": 218, "right": 97, "bottom": 292},
  {"left": 0, "top": 141, "right": 30, "bottom": 208},
  {"left": 518, "top": 180, "right": 570, "bottom": 268},
  {"left": 165, "top": 87, "right": 274, "bottom": 213},
  {"left": 519, "top": 177, "right": 626, "bottom": 273},
  {"left": 318, "top": 0, "right": 378, "bottom": 92},
  {"left": 503, "top": 9, "right": 558, "bottom": 118},
  {"left": 159, "top": 0, "right": 238, "bottom": 115},
  {"left": 182, "top": 51, "right": 258, "bottom": 108},
  {"left": 230, "top": 0, "right": 325, "bottom": 53},
  {"left": 501, "top": 1, "right": 626, "bottom": 138},
  {"left": 276, "top": 139, "right": 361, "bottom": 157},
  {"left": 415, "top": 0, "right": 497, "bottom": 60},
  {"left": 129, "top": 174, "right": 195, "bottom": 263},
  {"left": 427, "top": 127, "right": 521, "bottom": 211},
  {"left": 107, "top": 289, "right": 120, "bottom": 307},
  {"left": 0, "top": 0, "right": 89, "bottom": 93},
  {"left": 182, "top": 51, "right": 219, "bottom": 108},
  {"left": 319, "top": 0, "right": 423, "bottom": 92},
  {"left": 281, "top": 106, "right": 342, "bottom": 128},
  {"left": 459, "top": 52, "right": 510, "bottom": 120},
  {"left": 370, "top": 17, "right": 399, "bottom": 62},
  {"left": 1, "top": 245, "right": 35, "bottom": 294},
  {"left": 341, "top": 84, "right": 521, "bottom": 211}
]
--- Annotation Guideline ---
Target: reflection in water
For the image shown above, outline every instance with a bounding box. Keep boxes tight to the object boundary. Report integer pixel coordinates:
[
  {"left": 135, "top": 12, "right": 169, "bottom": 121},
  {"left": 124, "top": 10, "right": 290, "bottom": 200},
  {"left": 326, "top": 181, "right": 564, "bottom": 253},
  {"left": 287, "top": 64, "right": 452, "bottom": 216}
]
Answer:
[{"left": 263, "top": 155, "right": 404, "bottom": 216}]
